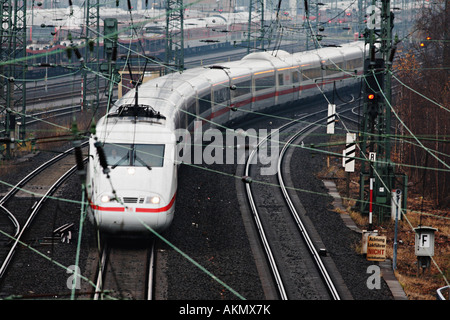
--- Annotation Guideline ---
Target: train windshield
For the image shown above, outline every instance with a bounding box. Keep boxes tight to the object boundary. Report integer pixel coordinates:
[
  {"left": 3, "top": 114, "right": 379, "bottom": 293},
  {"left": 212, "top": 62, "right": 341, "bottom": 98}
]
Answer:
[
  {"left": 144, "top": 26, "right": 164, "bottom": 34},
  {"left": 103, "top": 143, "right": 165, "bottom": 168}
]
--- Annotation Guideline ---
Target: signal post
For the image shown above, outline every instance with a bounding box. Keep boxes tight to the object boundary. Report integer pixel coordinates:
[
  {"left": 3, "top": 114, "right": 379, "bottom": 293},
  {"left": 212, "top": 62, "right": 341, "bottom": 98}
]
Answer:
[{"left": 358, "top": 0, "right": 406, "bottom": 221}]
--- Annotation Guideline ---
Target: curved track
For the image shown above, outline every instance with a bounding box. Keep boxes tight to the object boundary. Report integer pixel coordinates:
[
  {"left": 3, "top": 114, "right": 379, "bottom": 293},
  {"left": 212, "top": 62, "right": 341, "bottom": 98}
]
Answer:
[
  {"left": 277, "top": 117, "right": 341, "bottom": 300},
  {"left": 243, "top": 102, "right": 359, "bottom": 300},
  {"left": 0, "top": 143, "right": 87, "bottom": 280}
]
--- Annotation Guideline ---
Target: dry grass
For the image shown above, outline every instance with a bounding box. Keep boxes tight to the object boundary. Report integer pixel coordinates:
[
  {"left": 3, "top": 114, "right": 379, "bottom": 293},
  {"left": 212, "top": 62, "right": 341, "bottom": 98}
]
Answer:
[{"left": 319, "top": 135, "right": 449, "bottom": 300}]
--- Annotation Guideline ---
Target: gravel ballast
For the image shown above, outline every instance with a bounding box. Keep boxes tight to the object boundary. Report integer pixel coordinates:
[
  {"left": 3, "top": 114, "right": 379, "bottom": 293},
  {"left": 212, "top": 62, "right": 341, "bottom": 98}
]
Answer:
[{"left": 0, "top": 101, "right": 396, "bottom": 301}]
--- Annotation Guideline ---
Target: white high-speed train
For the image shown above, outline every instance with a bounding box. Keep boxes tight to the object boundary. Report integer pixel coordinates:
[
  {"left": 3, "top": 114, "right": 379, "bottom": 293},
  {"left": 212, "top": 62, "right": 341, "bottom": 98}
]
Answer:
[{"left": 86, "top": 41, "right": 367, "bottom": 235}]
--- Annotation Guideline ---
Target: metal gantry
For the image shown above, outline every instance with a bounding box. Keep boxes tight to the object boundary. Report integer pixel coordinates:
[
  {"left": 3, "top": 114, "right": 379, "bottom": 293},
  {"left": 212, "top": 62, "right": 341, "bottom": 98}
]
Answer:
[
  {"left": 82, "top": 0, "right": 100, "bottom": 110},
  {"left": 303, "top": 0, "right": 324, "bottom": 50},
  {"left": 359, "top": 0, "right": 405, "bottom": 221},
  {"left": 165, "top": 0, "right": 184, "bottom": 73},
  {"left": 0, "top": 0, "right": 27, "bottom": 159},
  {"left": 247, "top": 0, "right": 280, "bottom": 53},
  {"left": 247, "top": 0, "right": 265, "bottom": 53}
]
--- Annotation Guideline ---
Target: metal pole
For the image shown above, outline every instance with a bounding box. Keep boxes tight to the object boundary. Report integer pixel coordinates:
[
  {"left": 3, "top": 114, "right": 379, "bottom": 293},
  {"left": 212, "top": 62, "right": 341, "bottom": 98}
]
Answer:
[
  {"left": 369, "top": 177, "right": 374, "bottom": 230},
  {"left": 393, "top": 192, "right": 400, "bottom": 270},
  {"left": 165, "top": 0, "right": 184, "bottom": 73}
]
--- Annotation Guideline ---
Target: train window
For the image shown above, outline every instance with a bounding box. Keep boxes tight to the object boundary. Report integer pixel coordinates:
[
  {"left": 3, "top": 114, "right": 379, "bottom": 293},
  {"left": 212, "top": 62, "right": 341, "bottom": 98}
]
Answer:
[
  {"left": 346, "top": 58, "right": 363, "bottom": 71},
  {"left": 292, "top": 71, "right": 300, "bottom": 83},
  {"left": 187, "top": 100, "right": 196, "bottom": 125},
  {"left": 145, "top": 27, "right": 164, "bottom": 35},
  {"left": 255, "top": 75, "right": 275, "bottom": 91},
  {"left": 103, "top": 143, "right": 165, "bottom": 168},
  {"left": 178, "top": 106, "right": 186, "bottom": 128},
  {"left": 135, "top": 144, "right": 165, "bottom": 168},
  {"left": 278, "top": 74, "right": 284, "bottom": 87},
  {"left": 214, "top": 86, "right": 230, "bottom": 105},
  {"left": 232, "top": 79, "right": 251, "bottom": 97},
  {"left": 325, "top": 61, "right": 344, "bottom": 76},
  {"left": 104, "top": 144, "right": 130, "bottom": 167},
  {"left": 198, "top": 92, "right": 211, "bottom": 114},
  {"left": 302, "top": 68, "right": 322, "bottom": 80}
]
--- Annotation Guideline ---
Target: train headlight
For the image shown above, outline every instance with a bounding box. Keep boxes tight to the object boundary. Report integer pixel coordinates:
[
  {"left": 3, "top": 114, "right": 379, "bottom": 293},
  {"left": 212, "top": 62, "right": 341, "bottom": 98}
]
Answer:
[
  {"left": 101, "top": 194, "right": 112, "bottom": 203},
  {"left": 127, "top": 167, "right": 136, "bottom": 175},
  {"left": 146, "top": 196, "right": 160, "bottom": 204}
]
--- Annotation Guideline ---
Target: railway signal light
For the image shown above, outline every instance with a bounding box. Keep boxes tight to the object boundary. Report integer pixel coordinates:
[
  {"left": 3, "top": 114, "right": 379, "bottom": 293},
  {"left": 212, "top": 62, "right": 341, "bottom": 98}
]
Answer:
[
  {"left": 364, "top": 58, "right": 384, "bottom": 105},
  {"left": 367, "top": 93, "right": 379, "bottom": 118},
  {"left": 420, "top": 36, "right": 431, "bottom": 48},
  {"left": 367, "top": 89, "right": 379, "bottom": 99},
  {"left": 104, "top": 18, "right": 118, "bottom": 60}
]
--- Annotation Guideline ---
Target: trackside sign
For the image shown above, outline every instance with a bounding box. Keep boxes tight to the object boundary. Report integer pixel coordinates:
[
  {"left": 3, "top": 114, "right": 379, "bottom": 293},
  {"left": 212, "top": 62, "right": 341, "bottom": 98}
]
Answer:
[{"left": 367, "top": 235, "right": 387, "bottom": 261}]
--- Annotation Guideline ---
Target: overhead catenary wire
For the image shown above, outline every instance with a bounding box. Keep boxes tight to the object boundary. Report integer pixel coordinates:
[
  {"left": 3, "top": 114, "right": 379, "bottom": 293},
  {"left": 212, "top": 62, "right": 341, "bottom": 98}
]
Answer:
[
  {"left": 2, "top": 1, "right": 449, "bottom": 298},
  {"left": 372, "top": 68, "right": 450, "bottom": 171},
  {"left": 3, "top": 35, "right": 448, "bottom": 179},
  {"left": 2, "top": 107, "right": 449, "bottom": 294}
]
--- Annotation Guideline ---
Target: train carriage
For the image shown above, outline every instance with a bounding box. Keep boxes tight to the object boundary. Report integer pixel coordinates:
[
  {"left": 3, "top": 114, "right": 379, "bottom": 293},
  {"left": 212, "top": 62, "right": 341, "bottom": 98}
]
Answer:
[{"left": 87, "top": 41, "right": 367, "bottom": 235}]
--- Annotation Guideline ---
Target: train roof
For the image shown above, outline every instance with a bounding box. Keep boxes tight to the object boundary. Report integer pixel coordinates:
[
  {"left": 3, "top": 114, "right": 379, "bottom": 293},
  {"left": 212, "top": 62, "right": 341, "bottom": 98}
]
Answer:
[{"left": 106, "top": 41, "right": 367, "bottom": 132}]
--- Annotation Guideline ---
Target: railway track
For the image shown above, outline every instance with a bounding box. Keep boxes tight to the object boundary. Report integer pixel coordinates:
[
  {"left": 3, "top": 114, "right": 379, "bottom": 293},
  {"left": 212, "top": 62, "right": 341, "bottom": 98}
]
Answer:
[
  {"left": 22, "top": 43, "right": 305, "bottom": 108},
  {"left": 0, "top": 143, "right": 88, "bottom": 283},
  {"left": 277, "top": 116, "right": 341, "bottom": 299},
  {"left": 93, "top": 238, "right": 156, "bottom": 300},
  {"left": 26, "top": 81, "right": 110, "bottom": 107},
  {"left": 243, "top": 103, "right": 359, "bottom": 300}
]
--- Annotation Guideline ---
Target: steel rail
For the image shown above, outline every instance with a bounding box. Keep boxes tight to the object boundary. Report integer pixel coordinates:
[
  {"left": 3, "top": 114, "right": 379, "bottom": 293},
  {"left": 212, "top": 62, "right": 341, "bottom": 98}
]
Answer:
[
  {"left": 0, "top": 161, "right": 81, "bottom": 279},
  {"left": 244, "top": 99, "right": 358, "bottom": 299},
  {"left": 244, "top": 119, "right": 295, "bottom": 300},
  {"left": 93, "top": 240, "right": 155, "bottom": 300},
  {"left": 93, "top": 243, "right": 108, "bottom": 300},
  {"left": 273, "top": 101, "right": 363, "bottom": 299},
  {"left": 0, "top": 204, "right": 20, "bottom": 241},
  {"left": 244, "top": 108, "right": 329, "bottom": 300},
  {"left": 0, "top": 144, "right": 86, "bottom": 242},
  {"left": 147, "top": 241, "right": 156, "bottom": 300},
  {"left": 0, "top": 146, "right": 81, "bottom": 205},
  {"left": 0, "top": 143, "right": 88, "bottom": 279},
  {"left": 277, "top": 117, "right": 341, "bottom": 300},
  {"left": 437, "top": 285, "right": 449, "bottom": 300}
]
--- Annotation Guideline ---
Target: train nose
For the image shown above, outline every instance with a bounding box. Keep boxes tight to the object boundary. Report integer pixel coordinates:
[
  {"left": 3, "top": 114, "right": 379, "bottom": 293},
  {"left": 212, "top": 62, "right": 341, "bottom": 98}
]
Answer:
[{"left": 90, "top": 192, "right": 176, "bottom": 234}]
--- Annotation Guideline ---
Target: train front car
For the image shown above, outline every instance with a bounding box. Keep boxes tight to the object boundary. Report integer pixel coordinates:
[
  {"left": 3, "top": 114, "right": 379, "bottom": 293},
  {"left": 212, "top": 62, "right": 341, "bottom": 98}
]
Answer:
[{"left": 86, "top": 105, "right": 177, "bottom": 236}]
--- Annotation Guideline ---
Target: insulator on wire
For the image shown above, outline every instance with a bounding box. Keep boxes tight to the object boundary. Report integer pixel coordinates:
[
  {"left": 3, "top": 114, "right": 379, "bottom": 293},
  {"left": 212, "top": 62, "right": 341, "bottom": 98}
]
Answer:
[
  {"left": 88, "top": 39, "right": 95, "bottom": 52},
  {"left": 95, "top": 141, "right": 110, "bottom": 174},
  {"left": 370, "top": 46, "right": 376, "bottom": 63},
  {"left": 73, "top": 140, "right": 86, "bottom": 179},
  {"left": 73, "top": 46, "right": 84, "bottom": 62},
  {"left": 242, "top": 176, "right": 253, "bottom": 184},
  {"left": 112, "top": 46, "right": 117, "bottom": 61},
  {"left": 127, "top": 0, "right": 132, "bottom": 11},
  {"left": 388, "top": 46, "right": 397, "bottom": 65},
  {"left": 75, "top": 146, "right": 84, "bottom": 172}
]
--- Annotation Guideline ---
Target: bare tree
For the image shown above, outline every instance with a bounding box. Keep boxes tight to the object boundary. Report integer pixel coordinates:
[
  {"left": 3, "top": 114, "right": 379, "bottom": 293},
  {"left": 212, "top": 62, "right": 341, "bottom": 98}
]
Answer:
[{"left": 393, "top": 0, "right": 450, "bottom": 208}]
